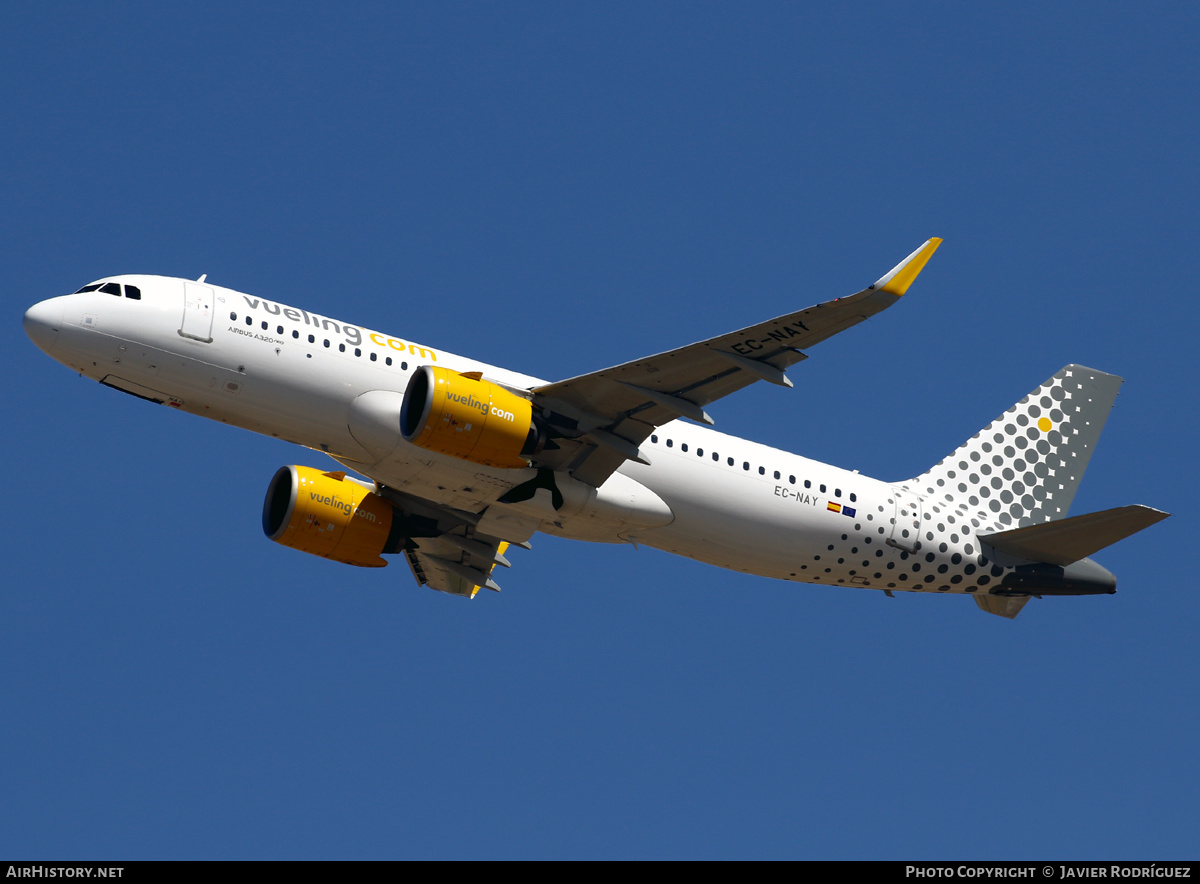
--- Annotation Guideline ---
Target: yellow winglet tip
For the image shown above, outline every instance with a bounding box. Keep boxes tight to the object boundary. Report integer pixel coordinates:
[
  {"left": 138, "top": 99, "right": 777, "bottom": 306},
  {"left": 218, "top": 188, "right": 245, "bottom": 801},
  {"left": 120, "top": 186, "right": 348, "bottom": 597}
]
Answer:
[{"left": 876, "top": 237, "right": 943, "bottom": 296}]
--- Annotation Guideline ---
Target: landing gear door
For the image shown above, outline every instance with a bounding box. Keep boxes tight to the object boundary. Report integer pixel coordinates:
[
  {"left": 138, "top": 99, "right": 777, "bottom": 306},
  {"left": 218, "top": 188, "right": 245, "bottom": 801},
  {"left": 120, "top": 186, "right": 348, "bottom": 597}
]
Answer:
[
  {"left": 888, "top": 488, "right": 922, "bottom": 552},
  {"left": 180, "top": 281, "right": 214, "bottom": 343}
]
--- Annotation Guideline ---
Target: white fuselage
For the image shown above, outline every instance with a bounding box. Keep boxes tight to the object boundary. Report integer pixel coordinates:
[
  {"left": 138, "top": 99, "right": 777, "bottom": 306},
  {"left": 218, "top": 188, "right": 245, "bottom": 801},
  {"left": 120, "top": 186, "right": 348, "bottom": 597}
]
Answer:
[{"left": 22, "top": 274, "right": 1076, "bottom": 599}]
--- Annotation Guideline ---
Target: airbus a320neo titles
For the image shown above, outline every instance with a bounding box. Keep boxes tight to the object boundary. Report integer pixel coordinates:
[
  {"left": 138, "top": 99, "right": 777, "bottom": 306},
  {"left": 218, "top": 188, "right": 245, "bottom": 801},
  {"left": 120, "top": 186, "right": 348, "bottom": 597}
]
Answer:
[{"left": 24, "top": 239, "right": 1168, "bottom": 618}]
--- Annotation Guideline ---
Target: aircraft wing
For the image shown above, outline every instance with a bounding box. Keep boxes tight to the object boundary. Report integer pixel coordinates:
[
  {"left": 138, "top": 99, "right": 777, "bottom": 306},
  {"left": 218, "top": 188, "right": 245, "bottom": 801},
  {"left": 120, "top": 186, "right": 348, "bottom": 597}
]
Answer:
[{"left": 532, "top": 238, "right": 942, "bottom": 487}]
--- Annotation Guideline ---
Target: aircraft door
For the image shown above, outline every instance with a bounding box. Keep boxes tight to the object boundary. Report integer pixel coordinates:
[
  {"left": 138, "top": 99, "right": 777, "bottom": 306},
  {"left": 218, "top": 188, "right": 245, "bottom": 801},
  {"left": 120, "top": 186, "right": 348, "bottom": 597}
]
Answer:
[
  {"left": 888, "top": 488, "right": 922, "bottom": 552},
  {"left": 180, "top": 281, "right": 214, "bottom": 343}
]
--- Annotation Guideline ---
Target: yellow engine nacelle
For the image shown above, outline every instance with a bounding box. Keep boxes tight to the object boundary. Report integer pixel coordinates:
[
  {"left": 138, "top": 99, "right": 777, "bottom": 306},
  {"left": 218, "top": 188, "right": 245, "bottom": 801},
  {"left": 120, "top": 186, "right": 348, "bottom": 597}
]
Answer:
[
  {"left": 262, "top": 466, "right": 402, "bottom": 567},
  {"left": 400, "top": 366, "right": 541, "bottom": 469}
]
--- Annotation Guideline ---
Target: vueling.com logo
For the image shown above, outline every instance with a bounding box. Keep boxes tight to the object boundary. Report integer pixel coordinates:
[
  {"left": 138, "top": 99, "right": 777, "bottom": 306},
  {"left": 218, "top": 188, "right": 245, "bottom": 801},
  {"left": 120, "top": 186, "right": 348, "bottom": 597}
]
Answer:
[
  {"left": 446, "top": 391, "right": 515, "bottom": 422},
  {"left": 310, "top": 492, "right": 377, "bottom": 522}
]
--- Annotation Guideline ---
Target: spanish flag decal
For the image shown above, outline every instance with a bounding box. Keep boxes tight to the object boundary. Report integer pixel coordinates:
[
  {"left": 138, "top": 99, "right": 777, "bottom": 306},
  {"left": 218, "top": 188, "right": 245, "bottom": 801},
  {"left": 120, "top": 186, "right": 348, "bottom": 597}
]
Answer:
[{"left": 827, "top": 502, "right": 841, "bottom": 513}]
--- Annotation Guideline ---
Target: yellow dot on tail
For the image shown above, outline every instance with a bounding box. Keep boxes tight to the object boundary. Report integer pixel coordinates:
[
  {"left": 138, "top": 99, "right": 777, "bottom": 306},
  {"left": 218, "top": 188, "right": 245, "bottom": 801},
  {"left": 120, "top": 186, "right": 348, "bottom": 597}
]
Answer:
[{"left": 1038, "top": 417, "right": 1052, "bottom": 432}]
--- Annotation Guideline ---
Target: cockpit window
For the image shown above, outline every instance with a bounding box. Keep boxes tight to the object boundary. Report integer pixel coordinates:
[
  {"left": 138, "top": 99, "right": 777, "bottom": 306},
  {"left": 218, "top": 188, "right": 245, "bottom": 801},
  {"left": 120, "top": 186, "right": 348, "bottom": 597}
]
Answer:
[{"left": 73, "top": 281, "right": 142, "bottom": 299}]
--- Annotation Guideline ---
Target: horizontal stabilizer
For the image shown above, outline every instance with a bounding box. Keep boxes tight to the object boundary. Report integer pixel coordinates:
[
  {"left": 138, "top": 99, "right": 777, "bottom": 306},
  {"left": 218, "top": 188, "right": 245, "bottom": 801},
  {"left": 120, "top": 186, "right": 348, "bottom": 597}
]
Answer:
[{"left": 980, "top": 505, "right": 1170, "bottom": 566}]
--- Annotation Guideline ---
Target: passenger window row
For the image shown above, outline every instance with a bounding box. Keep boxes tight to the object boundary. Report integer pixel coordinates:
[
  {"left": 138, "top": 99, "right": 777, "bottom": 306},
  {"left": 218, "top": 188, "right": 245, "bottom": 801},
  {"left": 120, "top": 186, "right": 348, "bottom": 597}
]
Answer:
[
  {"left": 228, "top": 312, "right": 408, "bottom": 370},
  {"left": 648, "top": 433, "right": 857, "bottom": 501}
]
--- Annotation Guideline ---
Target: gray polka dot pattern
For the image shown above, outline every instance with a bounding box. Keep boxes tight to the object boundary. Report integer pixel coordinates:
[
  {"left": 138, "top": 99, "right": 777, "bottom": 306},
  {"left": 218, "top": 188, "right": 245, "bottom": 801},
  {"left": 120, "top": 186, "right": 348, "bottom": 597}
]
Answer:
[{"left": 901, "top": 365, "right": 1123, "bottom": 533}]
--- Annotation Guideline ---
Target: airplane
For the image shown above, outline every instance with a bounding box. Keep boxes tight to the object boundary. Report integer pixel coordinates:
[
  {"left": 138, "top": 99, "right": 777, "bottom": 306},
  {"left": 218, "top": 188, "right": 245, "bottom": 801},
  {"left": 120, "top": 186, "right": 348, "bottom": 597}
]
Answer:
[{"left": 23, "top": 238, "right": 1168, "bottom": 618}]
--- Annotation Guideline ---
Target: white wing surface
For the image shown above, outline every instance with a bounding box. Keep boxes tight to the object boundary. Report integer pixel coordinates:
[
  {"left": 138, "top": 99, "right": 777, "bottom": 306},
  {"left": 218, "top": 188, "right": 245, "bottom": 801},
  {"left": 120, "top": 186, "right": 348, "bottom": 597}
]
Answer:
[{"left": 532, "top": 238, "right": 941, "bottom": 486}]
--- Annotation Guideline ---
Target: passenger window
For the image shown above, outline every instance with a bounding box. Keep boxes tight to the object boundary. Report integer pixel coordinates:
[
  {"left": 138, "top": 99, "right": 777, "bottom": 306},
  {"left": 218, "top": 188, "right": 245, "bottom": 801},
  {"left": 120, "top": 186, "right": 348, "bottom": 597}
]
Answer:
[
  {"left": 681, "top": 443, "right": 688, "bottom": 452},
  {"left": 402, "top": 362, "right": 408, "bottom": 370},
  {"left": 124, "top": 285, "right": 141, "bottom": 300},
  {"left": 386, "top": 357, "right": 392, "bottom": 366},
  {"left": 651, "top": 435, "right": 658, "bottom": 443},
  {"left": 805, "top": 480, "right": 811, "bottom": 489},
  {"left": 789, "top": 475, "right": 795, "bottom": 484},
  {"left": 666, "top": 439, "right": 673, "bottom": 448},
  {"left": 292, "top": 330, "right": 299, "bottom": 339},
  {"left": 773, "top": 471, "right": 780, "bottom": 480},
  {"left": 727, "top": 457, "right": 734, "bottom": 466},
  {"left": 758, "top": 466, "right": 765, "bottom": 475},
  {"left": 354, "top": 348, "right": 361, "bottom": 357},
  {"left": 370, "top": 352, "right": 377, "bottom": 362},
  {"left": 339, "top": 343, "right": 345, "bottom": 352},
  {"left": 74, "top": 284, "right": 102, "bottom": 293},
  {"left": 277, "top": 326, "right": 283, "bottom": 334},
  {"left": 743, "top": 462, "right": 749, "bottom": 470},
  {"left": 246, "top": 316, "right": 253, "bottom": 326},
  {"left": 308, "top": 334, "right": 315, "bottom": 343},
  {"left": 850, "top": 493, "right": 857, "bottom": 502},
  {"left": 820, "top": 484, "right": 826, "bottom": 493},
  {"left": 323, "top": 340, "right": 330, "bottom": 348},
  {"left": 835, "top": 489, "right": 841, "bottom": 498},
  {"left": 100, "top": 282, "right": 121, "bottom": 296},
  {"left": 712, "top": 452, "right": 719, "bottom": 461},
  {"left": 696, "top": 448, "right": 703, "bottom": 457},
  {"left": 261, "top": 321, "right": 268, "bottom": 330},
  {"left": 230, "top": 312, "right": 237, "bottom": 321}
]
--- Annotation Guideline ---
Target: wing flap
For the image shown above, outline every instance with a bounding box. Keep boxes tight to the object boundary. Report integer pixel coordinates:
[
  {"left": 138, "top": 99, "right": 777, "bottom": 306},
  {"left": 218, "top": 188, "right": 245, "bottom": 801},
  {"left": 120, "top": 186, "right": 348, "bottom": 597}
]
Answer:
[{"left": 406, "top": 532, "right": 513, "bottom": 598}]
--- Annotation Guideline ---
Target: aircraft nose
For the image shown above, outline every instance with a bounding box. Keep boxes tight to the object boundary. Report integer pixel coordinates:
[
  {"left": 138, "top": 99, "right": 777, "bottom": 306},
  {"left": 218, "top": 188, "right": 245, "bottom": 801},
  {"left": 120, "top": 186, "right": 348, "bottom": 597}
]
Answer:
[{"left": 24, "top": 298, "right": 64, "bottom": 355}]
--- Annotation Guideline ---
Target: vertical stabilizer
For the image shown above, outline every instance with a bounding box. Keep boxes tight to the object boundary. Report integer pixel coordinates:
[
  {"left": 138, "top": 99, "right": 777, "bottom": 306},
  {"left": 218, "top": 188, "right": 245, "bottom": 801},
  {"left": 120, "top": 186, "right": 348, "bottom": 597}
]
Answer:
[{"left": 904, "top": 366, "right": 1123, "bottom": 532}]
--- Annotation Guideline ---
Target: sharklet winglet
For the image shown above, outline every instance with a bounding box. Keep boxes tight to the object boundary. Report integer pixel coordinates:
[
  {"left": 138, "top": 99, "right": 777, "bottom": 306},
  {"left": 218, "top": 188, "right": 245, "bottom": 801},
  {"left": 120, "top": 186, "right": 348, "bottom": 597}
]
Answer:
[{"left": 873, "top": 237, "right": 942, "bottom": 295}]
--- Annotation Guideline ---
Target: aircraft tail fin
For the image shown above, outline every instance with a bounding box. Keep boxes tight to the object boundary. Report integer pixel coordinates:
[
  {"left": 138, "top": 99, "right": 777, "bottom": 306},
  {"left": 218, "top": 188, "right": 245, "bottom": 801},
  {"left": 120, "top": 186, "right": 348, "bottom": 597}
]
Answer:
[
  {"left": 979, "top": 505, "right": 1169, "bottom": 566},
  {"left": 904, "top": 365, "right": 1123, "bottom": 532}
]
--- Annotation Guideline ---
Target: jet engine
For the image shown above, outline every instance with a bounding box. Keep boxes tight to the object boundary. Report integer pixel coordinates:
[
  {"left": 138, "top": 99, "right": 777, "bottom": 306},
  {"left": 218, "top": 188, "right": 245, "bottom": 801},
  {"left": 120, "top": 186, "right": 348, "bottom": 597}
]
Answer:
[
  {"left": 262, "top": 465, "right": 404, "bottom": 567},
  {"left": 400, "top": 366, "right": 543, "bottom": 469}
]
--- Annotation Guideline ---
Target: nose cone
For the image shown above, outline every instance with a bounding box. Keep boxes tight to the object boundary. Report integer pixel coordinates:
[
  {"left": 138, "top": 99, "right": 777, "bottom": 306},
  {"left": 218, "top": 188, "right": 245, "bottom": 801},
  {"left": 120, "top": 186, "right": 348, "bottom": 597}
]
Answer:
[{"left": 24, "top": 298, "right": 64, "bottom": 355}]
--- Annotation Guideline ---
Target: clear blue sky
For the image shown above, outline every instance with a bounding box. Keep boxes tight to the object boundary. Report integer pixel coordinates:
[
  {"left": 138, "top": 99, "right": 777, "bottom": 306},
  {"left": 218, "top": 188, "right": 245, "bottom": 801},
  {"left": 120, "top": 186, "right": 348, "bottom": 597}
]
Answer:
[{"left": 4, "top": 2, "right": 1197, "bottom": 859}]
